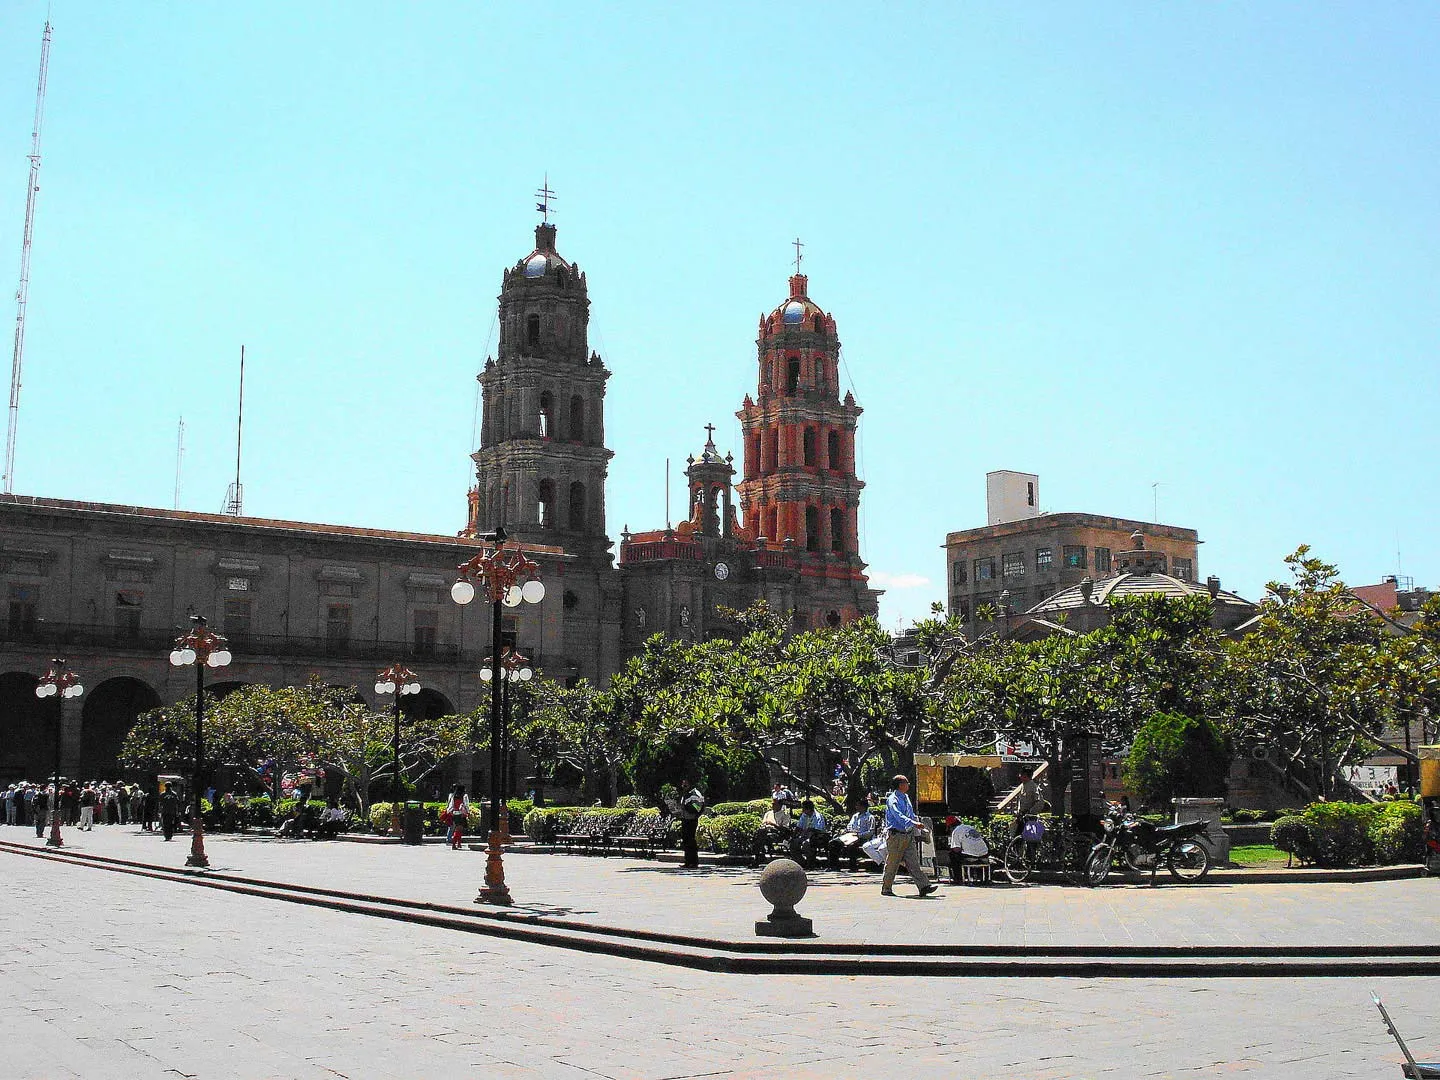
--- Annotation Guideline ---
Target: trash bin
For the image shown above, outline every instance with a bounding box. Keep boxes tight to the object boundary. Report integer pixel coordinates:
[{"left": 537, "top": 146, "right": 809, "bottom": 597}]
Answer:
[{"left": 402, "top": 801, "right": 424, "bottom": 846}]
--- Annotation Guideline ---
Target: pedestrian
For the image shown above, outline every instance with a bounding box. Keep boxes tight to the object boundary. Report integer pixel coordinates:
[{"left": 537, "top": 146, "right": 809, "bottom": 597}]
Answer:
[
  {"left": 159, "top": 786, "right": 179, "bottom": 841},
  {"left": 78, "top": 785, "right": 96, "bottom": 830},
  {"left": 4, "top": 785, "right": 15, "bottom": 826},
  {"left": 679, "top": 779, "right": 704, "bottom": 869},
  {"left": 33, "top": 785, "right": 49, "bottom": 838},
  {"left": 1010, "top": 769, "right": 1045, "bottom": 837},
  {"left": 880, "top": 774, "right": 938, "bottom": 898},
  {"left": 142, "top": 785, "right": 157, "bottom": 831},
  {"left": 444, "top": 785, "right": 470, "bottom": 850}
]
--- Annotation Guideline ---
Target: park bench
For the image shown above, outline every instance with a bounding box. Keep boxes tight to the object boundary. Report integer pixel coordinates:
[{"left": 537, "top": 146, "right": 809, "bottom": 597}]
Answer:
[{"left": 554, "top": 831, "right": 608, "bottom": 855}]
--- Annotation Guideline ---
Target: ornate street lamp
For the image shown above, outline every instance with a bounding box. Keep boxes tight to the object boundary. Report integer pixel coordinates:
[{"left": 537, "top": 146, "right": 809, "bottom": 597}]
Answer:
[
  {"left": 35, "top": 658, "right": 81, "bottom": 849},
  {"left": 168, "top": 615, "right": 232, "bottom": 868},
  {"left": 375, "top": 662, "right": 421, "bottom": 835},
  {"left": 452, "top": 528, "right": 544, "bottom": 906},
  {"left": 480, "top": 647, "right": 532, "bottom": 840}
]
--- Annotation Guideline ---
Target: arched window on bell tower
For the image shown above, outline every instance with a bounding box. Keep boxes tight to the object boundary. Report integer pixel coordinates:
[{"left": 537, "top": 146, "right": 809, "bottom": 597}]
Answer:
[
  {"left": 539, "top": 392, "right": 553, "bottom": 438},
  {"left": 568, "top": 480, "right": 587, "bottom": 531},
  {"left": 827, "top": 430, "right": 840, "bottom": 469},
  {"left": 830, "top": 508, "right": 845, "bottom": 553},
  {"left": 786, "top": 357, "right": 801, "bottom": 396},
  {"left": 526, "top": 314, "right": 541, "bottom": 348},
  {"left": 805, "top": 506, "right": 820, "bottom": 552},
  {"left": 802, "top": 428, "right": 817, "bottom": 467},
  {"left": 537, "top": 479, "right": 555, "bottom": 528},
  {"left": 569, "top": 395, "right": 585, "bottom": 442}
]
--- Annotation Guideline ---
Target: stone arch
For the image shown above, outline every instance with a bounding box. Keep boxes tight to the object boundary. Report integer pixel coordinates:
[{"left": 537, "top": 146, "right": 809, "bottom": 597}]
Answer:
[
  {"left": 526, "top": 314, "right": 541, "bottom": 348},
  {"left": 80, "top": 676, "right": 162, "bottom": 778},
  {"left": 537, "top": 478, "right": 556, "bottom": 528},
  {"left": 538, "top": 391, "right": 554, "bottom": 437},
  {"left": 0, "top": 671, "right": 49, "bottom": 782},
  {"left": 409, "top": 687, "right": 453, "bottom": 721}
]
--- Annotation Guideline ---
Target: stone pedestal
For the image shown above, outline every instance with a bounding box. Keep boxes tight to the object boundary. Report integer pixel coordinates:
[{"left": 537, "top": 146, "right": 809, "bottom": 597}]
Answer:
[
  {"left": 1173, "top": 797, "right": 1229, "bottom": 866},
  {"left": 755, "top": 858, "right": 815, "bottom": 938}
]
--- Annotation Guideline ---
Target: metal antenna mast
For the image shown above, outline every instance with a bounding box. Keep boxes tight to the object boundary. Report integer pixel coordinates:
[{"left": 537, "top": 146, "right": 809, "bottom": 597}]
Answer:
[
  {"left": 3, "top": 20, "right": 53, "bottom": 495},
  {"left": 223, "top": 345, "right": 245, "bottom": 515},
  {"left": 174, "top": 416, "right": 185, "bottom": 509}
]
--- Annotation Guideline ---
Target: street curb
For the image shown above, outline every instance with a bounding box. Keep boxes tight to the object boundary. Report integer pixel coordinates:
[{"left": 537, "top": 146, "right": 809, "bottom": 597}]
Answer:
[{"left": 3, "top": 839, "right": 1437, "bottom": 978}]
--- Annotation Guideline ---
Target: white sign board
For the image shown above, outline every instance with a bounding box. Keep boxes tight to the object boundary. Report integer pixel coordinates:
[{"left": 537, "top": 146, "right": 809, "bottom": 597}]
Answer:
[
  {"left": 995, "top": 737, "right": 1044, "bottom": 764},
  {"left": 1343, "top": 765, "right": 1397, "bottom": 793}
]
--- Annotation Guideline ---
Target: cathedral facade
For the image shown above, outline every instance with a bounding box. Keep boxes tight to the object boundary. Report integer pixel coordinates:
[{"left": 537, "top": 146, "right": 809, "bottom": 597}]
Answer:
[{"left": 465, "top": 219, "right": 880, "bottom": 659}]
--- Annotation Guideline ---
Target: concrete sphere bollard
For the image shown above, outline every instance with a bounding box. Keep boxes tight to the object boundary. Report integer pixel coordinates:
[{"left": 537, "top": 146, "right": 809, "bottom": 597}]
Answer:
[{"left": 755, "top": 858, "right": 814, "bottom": 937}]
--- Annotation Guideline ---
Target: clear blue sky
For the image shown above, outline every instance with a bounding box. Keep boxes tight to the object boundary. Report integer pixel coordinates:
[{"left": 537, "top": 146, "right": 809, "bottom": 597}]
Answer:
[{"left": 1, "top": 3, "right": 1436, "bottom": 629}]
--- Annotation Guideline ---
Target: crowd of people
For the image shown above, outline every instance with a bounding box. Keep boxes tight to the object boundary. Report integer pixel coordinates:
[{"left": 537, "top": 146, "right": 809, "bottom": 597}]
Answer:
[{"left": 3, "top": 779, "right": 165, "bottom": 831}]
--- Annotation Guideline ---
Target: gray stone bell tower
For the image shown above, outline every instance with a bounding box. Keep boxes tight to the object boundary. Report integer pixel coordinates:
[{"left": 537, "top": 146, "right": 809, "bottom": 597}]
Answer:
[{"left": 467, "top": 218, "right": 614, "bottom": 563}]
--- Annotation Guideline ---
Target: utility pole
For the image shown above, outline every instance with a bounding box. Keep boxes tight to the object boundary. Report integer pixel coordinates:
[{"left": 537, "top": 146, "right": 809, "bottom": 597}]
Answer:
[{"left": 4, "top": 21, "right": 53, "bottom": 494}]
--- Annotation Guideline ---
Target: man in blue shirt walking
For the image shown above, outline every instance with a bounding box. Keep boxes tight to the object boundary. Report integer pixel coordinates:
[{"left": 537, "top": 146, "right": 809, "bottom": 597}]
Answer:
[{"left": 882, "top": 774, "right": 938, "bottom": 897}]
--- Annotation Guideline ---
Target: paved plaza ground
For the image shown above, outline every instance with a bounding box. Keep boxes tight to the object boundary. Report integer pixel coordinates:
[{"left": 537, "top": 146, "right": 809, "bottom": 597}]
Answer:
[{"left": 1, "top": 825, "right": 1437, "bottom": 1078}]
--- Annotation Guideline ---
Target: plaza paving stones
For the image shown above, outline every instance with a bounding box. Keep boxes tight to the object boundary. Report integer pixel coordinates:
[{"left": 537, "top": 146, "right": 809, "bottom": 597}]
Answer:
[{"left": 2, "top": 827, "right": 1438, "bottom": 1078}]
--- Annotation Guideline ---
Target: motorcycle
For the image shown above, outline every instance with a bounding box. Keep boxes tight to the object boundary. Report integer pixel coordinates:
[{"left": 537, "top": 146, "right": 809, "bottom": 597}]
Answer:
[{"left": 1085, "top": 805, "right": 1211, "bottom": 885}]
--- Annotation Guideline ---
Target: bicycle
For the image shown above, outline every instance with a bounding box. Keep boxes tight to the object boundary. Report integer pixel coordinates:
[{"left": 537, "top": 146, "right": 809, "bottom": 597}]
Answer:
[{"left": 1001, "top": 814, "right": 1099, "bottom": 886}]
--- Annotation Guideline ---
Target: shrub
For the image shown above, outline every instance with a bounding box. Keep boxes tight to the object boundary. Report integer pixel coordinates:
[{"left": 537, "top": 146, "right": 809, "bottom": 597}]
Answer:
[
  {"left": 1368, "top": 801, "right": 1423, "bottom": 864},
  {"left": 696, "top": 812, "right": 761, "bottom": 854},
  {"left": 246, "top": 796, "right": 276, "bottom": 827},
  {"left": 616, "top": 795, "right": 647, "bottom": 810},
  {"left": 523, "top": 806, "right": 583, "bottom": 842},
  {"left": 1301, "top": 802, "right": 1376, "bottom": 867},
  {"left": 709, "top": 799, "right": 772, "bottom": 817},
  {"left": 507, "top": 798, "right": 534, "bottom": 823},
  {"left": 369, "top": 802, "right": 396, "bottom": 833},
  {"left": 1123, "top": 711, "right": 1230, "bottom": 809},
  {"left": 1270, "top": 816, "right": 1316, "bottom": 865},
  {"left": 1230, "top": 808, "right": 1266, "bottom": 824}
]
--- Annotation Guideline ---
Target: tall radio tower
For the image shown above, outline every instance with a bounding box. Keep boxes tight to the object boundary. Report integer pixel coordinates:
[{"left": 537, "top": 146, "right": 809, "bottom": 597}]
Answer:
[{"left": 3, "top": 20, "right": 53, "bottom": 495}]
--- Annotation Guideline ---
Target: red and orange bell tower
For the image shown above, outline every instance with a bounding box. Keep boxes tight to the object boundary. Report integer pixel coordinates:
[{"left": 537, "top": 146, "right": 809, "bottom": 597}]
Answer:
[{"left": 735, "top": 262, "right": 879, "bottom": 626}]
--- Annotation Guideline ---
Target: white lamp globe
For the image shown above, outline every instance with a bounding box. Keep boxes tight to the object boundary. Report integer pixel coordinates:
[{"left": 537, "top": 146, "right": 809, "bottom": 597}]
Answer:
[
  {"left": 169, "top": 650, "right": 186, "bottom": 666},
  {"left": 451, "top": 580, "right": 475, "bottom": 605},
  {"left": 521, "top": 579, "right": 545, "bottom": 604},
  {"left": 34, "top": 683, "right": 51, "bottom": 698},
  {"left": 374, "top": 682, "right": 387, "bottom": 695},
  {"left": 65, "top": 684, "right": 83, "bottom": 698},
  {"left": 480, "top": 668, "right": 493, "bottom": 682},
  {"left": 214, "top": 649, "right": 233, "bottom": 667},
  {"left": 503, "top": 585, "right": 522, "bottom": 607},
  {"left": 179, "top": 648, "right": 197, "bottom": 666},
  {"left": 405, "top": 682, "right": 421, "bottom": 695},
  {"left": 518, "top": 667, "right": 533, "bottom": 682}
]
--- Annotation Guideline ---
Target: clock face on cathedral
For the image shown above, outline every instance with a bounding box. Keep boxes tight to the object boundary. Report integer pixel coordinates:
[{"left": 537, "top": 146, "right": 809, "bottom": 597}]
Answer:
[{"left": 714, "top": 562, "right": 730, "bottom": 581}]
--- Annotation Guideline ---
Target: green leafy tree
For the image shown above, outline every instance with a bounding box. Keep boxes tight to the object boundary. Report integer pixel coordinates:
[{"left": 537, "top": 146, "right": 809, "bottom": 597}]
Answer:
[{"left": 1123, "top": 710, "right": 1230, "bottom": 809}]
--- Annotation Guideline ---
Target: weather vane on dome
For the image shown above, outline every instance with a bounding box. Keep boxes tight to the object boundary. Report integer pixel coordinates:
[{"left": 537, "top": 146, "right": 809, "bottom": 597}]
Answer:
[
  {"left": 792, "top": 237, "right": 804, "bottom": 274},
  {"left": 535, "top": 175, "right": 556, "bottom": 224}
]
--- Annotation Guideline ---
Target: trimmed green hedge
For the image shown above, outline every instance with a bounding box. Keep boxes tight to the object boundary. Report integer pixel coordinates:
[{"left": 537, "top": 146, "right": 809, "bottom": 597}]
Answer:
[
  {"left": 368, "top": 801, "right": 484, "bottom": 835},
  {"left": 707, "top": 799, "right": 771, "bottom": 817},
  {"left": 1270, "top": 801, "right": 1422, "bottom": 867},
  {"left": 696, "top": 812, "right": 762, "bottom": 854}
]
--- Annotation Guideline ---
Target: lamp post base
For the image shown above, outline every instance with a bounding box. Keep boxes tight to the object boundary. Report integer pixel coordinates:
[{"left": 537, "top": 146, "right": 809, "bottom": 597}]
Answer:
[
  {"left": 185, "top": 814, "right": 210, "bottom": 868},
  {"left": 475, "top": 830, "right": 512, "bottom": 906},
  {"left": 45, "top": 812, "right": 63, "bottom": 848}
]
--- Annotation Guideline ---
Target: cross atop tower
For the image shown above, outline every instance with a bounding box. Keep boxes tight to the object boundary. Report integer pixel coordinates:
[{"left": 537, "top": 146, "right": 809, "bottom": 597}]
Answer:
[
  {"left": 792, "top": 237, "right": 804, "bottom": 274},
  {"left": 535, "top": 175, "right": 557, "bottom": 223},
  {"left": 704, "top": 422, "right": 716, "bottom": 444}
]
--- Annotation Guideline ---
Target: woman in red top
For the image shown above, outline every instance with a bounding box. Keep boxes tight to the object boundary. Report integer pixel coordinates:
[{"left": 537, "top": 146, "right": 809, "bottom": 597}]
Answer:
[{"left": 445, "top": 785, "right": 470, "bottom": 850}]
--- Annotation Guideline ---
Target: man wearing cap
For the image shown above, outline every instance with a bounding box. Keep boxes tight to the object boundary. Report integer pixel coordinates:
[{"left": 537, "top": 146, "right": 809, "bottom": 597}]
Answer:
[{"left": 881, "top": 774, "right": 938, "bottom": 898}]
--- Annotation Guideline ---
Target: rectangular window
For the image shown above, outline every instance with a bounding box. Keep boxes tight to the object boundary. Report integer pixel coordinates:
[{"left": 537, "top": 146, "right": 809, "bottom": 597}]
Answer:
[
  {"left": 7, "top": 585, "right": 38, "bottom": 635},
  {"left": 951, "top": 561, "right": 967, "bottom": 585},
  {"left": 413, "top": 608, "right": 438, "bottom": 658},
  {"left": 1002, "top": 551, "right": 1025, "bottom": 578},
  {"left": 1173, "top": 557, "right": 1194, "bottom": 581},
  {"left": 115, "top": 590, "right": 143, "bottom": 643},
  {"left": 1035, "top": 547, "right": 1053, "bottom": 572},
  {"left": 223, "top": 598, "right": 253, "bottom": 643},
  {"left": 1095, "top": 547, "right": 1112, "bottom": 574},
  {"left": 326, "top": 604, "right": 352, "bottom": 650},
  {"left": 973, "top": 557, "right": 995, "bottom": 582},
  {"left": 955, "top": 597, "right": 971, "bottom": 620},
  {"left": 1063, "top": 545, "right": 1087, "bottom": 569}
]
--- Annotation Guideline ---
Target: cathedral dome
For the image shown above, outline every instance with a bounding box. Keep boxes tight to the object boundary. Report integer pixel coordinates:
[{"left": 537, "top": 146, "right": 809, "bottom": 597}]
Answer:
[
  {"left": 518, "top": 223, "right": 571, "bottom": 278},
  {"left": 765, "top": 274, "right": 830, "bottom": 334}
]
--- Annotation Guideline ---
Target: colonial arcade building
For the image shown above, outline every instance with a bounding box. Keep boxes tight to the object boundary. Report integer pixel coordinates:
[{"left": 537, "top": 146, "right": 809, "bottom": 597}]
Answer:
[{"left": 0, "top": 215, "right": 878, "bottom": 783}]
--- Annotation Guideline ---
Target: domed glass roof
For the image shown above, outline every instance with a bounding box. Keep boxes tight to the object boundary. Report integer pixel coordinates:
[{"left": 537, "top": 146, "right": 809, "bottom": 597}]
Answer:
[
  {"left": 781, "top": 301, "right": 806, "bottom": 324},
  {"left": 524, "top": 254, "right": 549, "bottom": 278}
]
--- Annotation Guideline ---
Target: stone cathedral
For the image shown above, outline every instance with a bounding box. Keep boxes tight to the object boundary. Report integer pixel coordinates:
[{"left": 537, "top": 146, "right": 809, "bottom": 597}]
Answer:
[{"left": 463, "top": 217, "right": 880, "bottom": 667}]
